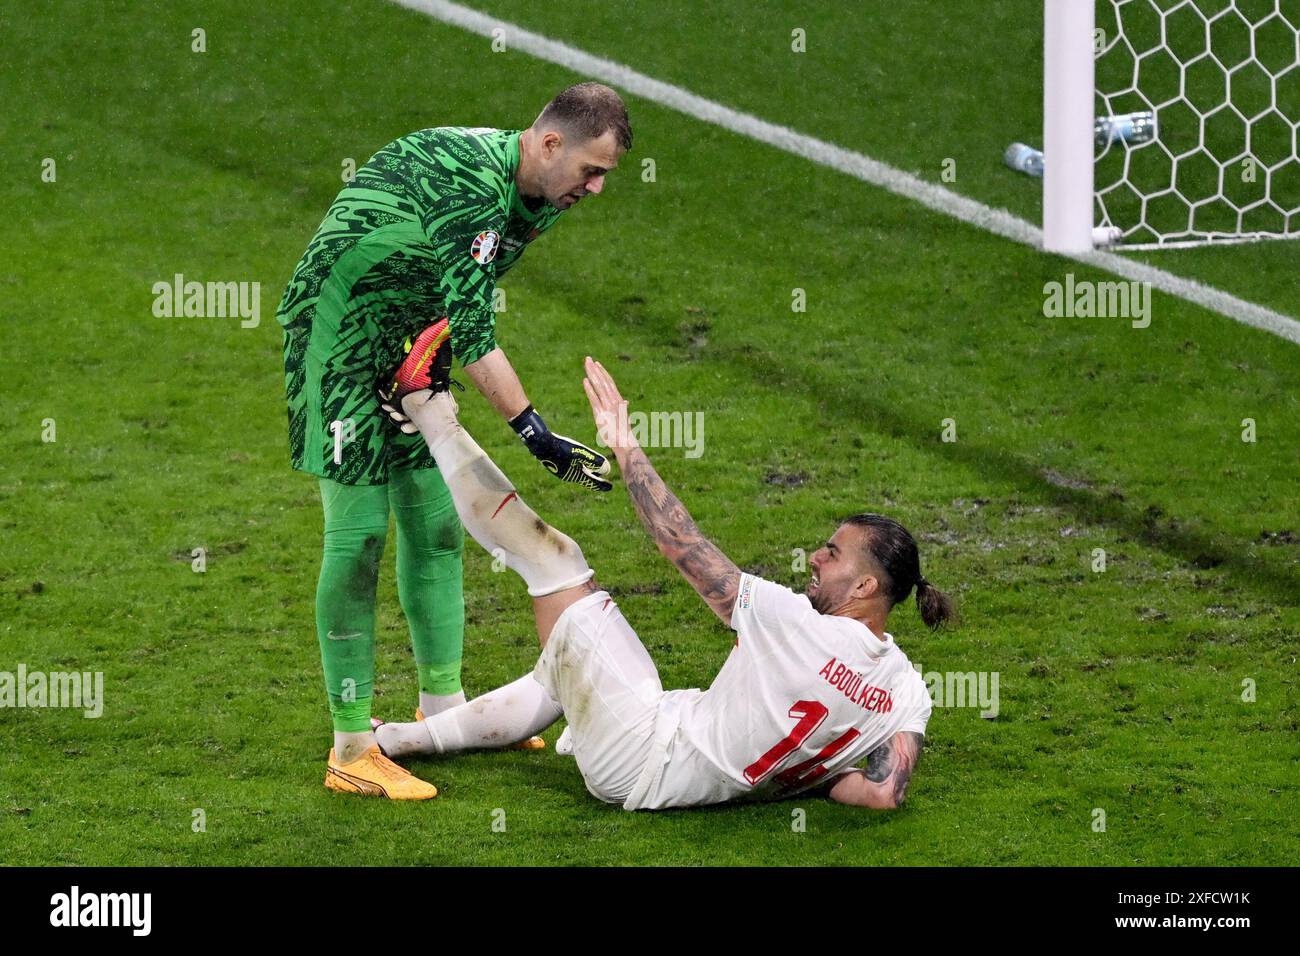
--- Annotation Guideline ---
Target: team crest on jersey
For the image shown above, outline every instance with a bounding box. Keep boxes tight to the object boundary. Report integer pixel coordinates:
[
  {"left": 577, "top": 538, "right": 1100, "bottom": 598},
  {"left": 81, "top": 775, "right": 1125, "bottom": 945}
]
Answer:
[{"left": 470, "top": 230, "right": 500, "bottom": 265}]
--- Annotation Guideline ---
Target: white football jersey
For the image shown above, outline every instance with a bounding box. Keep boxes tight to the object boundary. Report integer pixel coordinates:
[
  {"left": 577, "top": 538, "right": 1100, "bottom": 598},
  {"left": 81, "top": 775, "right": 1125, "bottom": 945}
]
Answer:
[{"left": 624, "top": 574, "right": 931, "bottom": 810}]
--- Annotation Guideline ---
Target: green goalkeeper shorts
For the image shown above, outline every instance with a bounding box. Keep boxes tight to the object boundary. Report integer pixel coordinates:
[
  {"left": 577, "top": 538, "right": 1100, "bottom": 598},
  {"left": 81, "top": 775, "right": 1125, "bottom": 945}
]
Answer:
[{"left": 281, "top": 312, "right": 436, "bottom": 486}]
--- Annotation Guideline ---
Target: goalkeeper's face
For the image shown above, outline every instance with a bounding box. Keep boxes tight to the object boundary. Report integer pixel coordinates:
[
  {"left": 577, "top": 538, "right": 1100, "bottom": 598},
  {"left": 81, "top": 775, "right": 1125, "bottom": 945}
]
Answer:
[{"left": 539, "top": 129, "right": 624, "bottom": 210}]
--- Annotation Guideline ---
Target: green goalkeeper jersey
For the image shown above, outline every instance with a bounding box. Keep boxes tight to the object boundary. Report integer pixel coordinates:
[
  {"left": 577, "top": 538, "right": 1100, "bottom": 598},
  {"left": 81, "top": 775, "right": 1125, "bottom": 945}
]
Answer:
[{"left": 277, "top": 127, "right": 563, "bottom": 484}]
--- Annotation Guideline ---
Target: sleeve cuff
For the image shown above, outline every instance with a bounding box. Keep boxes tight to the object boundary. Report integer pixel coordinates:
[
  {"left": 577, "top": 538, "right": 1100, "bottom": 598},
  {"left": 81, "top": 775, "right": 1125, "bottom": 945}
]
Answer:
[{"left": 730, "top": 573, "right": 757, "bottom": 631}]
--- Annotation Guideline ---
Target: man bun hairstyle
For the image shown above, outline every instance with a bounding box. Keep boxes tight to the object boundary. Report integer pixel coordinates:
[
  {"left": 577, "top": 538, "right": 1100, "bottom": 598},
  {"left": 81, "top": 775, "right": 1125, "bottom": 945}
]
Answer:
[
  {"left": 843, "top": 513, "right": 956, "bottom": 631},
  {"left": 537, "top": 82, "right": 633, "bottom": 150}
]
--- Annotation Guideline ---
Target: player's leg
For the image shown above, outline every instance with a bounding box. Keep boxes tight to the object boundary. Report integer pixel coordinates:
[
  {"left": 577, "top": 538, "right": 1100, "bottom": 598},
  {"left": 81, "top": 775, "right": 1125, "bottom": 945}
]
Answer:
[
  {"left": 400, "top": 388, "right": 596, "bottom": 645},
  {"left": 378, "top": 571, "right": 662, "bottom": 801},
  {"left": 301, "top": 348, "right": 438, "bottom": 798},
  {"left": 314, "top": 480, "right": 385, "bottom": 753},
  {"left": 381, "top": 461, "right": 556, "bottom": 756},
  {"left": 387, "top": 463, "right": 468, "bottom": 717},
  {"left": 376, "top": 672, "right": 563, "bottom": 758}
]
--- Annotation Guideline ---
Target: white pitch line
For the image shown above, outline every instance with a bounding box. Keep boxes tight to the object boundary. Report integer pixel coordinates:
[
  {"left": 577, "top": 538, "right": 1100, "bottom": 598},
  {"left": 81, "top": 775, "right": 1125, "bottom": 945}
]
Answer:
[{"left": 390, "top": 0, "right": 1300, "bottom": 346}]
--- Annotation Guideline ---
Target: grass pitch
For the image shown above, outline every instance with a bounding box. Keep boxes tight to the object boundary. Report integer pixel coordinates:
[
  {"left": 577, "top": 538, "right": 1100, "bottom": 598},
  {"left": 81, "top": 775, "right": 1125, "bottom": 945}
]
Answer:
[{"left": 1, "top": 0, "right": 1297, "bottom": 865}]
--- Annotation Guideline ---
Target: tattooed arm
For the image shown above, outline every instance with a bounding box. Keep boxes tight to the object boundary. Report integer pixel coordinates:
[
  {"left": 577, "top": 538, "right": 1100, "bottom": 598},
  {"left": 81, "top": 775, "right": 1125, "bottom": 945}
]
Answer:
[
  {"left": 824, "top": 732, "right": 925, "bottom": 810},
  {"left": 583, "top": 357, "right": 741, "bottom": 624},
  {"left": 618, "top": 446, "right": 741, "bottom": 623}
]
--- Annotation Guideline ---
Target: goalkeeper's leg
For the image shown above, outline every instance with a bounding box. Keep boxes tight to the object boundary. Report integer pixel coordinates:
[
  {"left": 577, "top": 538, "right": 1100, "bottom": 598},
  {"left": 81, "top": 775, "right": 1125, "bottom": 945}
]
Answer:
[
  {"left": 388, "top": 465, "right": 468, "bottom": 717},
  {"left": 316, "top": 479, "right": 438, "bottom": 799},
  {"left": 315, "top": 479, "right": 388, "bottom": 758}
]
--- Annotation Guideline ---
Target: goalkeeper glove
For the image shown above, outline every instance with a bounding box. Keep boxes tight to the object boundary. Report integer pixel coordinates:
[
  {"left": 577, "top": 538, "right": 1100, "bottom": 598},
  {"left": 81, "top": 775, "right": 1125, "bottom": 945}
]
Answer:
[{"left": 509, "top": 405, "right": 612, "bottom": 492}]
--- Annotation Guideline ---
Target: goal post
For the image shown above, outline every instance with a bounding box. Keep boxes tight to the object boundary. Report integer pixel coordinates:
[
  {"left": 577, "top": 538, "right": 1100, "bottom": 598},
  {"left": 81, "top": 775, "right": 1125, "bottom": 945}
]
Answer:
[
  {"left": 1044, "top": 0, "right": 1300, "bottom": 251},
  {"left": 1044, "top": 0, "right": 1097, "bottom": 253}
]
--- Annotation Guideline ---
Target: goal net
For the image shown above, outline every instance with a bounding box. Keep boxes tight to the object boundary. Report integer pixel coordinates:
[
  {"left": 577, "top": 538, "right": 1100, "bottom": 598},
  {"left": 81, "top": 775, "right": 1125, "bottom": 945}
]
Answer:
[{"left": 1093, "top": 0, "right": 1300, "bottom": 248}]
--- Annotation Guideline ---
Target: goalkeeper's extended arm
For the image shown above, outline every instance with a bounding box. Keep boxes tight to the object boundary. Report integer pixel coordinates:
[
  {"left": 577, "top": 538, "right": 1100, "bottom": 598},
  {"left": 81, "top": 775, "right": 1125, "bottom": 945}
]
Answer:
[
  {"left": 462, "top": 346, "right": 529, "bottom": 421},
  {"left": 463, "top": 347, "right": 611, "bottom": 492}
]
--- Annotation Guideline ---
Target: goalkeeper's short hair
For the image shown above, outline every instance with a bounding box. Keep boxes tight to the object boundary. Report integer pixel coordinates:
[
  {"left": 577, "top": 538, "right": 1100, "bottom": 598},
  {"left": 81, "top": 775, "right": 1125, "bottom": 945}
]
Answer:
[{"left": 537, "top": 82, "right": 632, "bottom": 150}]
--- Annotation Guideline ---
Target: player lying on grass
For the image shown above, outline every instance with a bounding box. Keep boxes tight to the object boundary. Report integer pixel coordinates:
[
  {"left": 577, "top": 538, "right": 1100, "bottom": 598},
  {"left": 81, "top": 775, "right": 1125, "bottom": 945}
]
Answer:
[{"left": 373, "top": 340, "right": 955, "bottom": 809}]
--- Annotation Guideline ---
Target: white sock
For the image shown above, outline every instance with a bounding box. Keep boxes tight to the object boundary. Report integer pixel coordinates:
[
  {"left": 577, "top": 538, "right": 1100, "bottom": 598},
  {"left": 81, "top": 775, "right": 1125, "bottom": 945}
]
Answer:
[
  {"left": 402, "top": 392, "right": 594, "bottom": 597},
  {"left": 555, "top": 725, "right": 576, "bottom": 756},
  {"left": 431, "top": 674, "right": 563, "bottom": 752},
  {"left": 420, "top": 690, "right": 466, "bottom": 717},
  {"left": 374, "top": 719, "right": 435, "bottom": 759},
  {"left": 334, "top": 730, "right": 376, "bottom": 764},
  {"left": 378, "top": 674, "right": 562, "bottom": 758}
]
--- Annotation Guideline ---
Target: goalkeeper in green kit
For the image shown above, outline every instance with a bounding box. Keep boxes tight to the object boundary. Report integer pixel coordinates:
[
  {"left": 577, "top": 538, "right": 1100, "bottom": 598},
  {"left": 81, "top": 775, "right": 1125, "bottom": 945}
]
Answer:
[{"left": 276, "top": 83, "right": 631, "bottom": 799}]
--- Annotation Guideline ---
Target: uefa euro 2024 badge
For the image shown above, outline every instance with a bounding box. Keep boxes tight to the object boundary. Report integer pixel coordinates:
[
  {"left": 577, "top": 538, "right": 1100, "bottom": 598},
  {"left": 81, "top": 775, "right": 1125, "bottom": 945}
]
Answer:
[{"left": 471, "top": 230, "right": 500, "bottom": 265}]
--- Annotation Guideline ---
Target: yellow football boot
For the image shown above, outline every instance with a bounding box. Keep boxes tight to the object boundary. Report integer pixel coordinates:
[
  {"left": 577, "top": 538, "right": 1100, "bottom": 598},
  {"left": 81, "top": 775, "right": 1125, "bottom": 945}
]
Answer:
[{"left": 324, "top": 745, "right": 438, "bottom": 800}]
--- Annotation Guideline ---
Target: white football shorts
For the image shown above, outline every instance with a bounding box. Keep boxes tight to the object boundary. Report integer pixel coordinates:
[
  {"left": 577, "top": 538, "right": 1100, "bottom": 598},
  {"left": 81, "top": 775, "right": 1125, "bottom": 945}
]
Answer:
[{"left": 533, "top": 590, "right": 665, "bottom": 805}]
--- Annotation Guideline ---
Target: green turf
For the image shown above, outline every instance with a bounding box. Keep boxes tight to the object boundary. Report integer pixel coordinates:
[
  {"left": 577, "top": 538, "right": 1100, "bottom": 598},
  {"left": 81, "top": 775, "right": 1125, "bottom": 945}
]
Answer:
[{"left": 1, "top": 0, "right": 1297, "bottom": 865}]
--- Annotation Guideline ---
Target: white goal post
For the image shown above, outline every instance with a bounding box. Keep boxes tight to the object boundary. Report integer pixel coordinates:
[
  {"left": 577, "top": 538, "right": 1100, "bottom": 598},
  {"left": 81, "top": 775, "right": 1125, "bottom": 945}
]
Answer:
[
  {"left": 1045, "top": 0, "right": 1098, "bottom": 253},
  {"left": 1044, "top": 0, "right": 1300, "bottom": 252}
]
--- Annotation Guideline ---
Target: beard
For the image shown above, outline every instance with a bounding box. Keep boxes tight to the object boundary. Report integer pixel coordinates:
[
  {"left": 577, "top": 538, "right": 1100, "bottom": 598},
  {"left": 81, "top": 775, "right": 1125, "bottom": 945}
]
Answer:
[{"left": 809, "top": 588, "right": 834, "bottom": 615}]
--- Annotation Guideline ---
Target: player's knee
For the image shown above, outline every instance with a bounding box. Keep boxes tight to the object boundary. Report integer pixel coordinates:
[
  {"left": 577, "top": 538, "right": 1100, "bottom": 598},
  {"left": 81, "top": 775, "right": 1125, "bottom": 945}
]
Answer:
[
  {"left": 550, "top": 529, "right": 589, "bottom": 578},
  {"left": 322, "top": 524, "right": 388, "bottom": 566},
  {"left": 524, "top": 530, "right": 593, "bottom": 598},
  {"left": 427, "top": 512, "right": 465, "bottom": 555},
  {"left": 394, "top": 493, "right": 463, "bottom": 556}
]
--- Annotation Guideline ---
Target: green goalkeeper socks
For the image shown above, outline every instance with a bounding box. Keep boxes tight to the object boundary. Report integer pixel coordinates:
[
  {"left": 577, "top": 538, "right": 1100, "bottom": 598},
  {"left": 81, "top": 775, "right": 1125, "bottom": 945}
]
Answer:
[
  {"left": 315, "top": 469, "right": 465, "bottom": 734},
  {"left": 389, "top": 466, "right": 466, "bottom": 698},
  {"left": 316, "top": 479, "right": 389, "bottom": 733}
]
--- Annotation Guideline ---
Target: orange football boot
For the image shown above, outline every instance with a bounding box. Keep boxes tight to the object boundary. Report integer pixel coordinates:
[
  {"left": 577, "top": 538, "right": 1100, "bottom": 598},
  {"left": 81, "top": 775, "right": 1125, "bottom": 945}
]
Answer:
[{"left": 324, "top": 745, "right": 438, "bottom": 800}]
